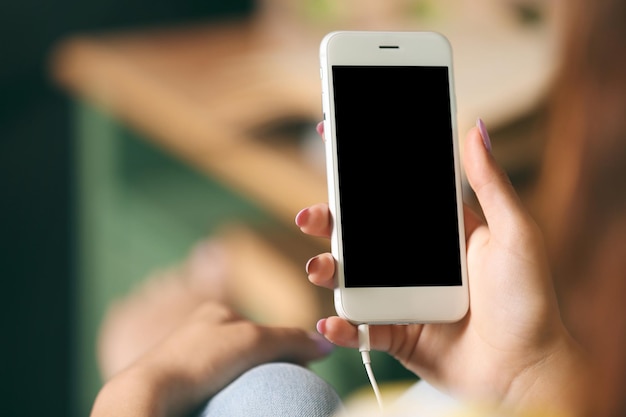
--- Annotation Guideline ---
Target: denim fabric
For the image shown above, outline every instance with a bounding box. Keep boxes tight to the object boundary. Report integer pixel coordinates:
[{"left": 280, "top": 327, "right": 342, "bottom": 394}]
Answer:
[{"left": 196, "top": 362, "right": 344, "bottom": 417}]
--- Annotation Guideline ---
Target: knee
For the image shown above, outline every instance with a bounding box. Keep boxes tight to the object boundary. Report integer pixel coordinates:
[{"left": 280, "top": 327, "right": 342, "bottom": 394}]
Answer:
[{"left": 198, "top": 362, "right": 343, "bottom": 417}]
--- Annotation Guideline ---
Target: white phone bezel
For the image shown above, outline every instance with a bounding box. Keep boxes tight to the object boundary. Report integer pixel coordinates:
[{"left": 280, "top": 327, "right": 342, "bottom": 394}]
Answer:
[{"left": 319, "top": 31, "right": 469, "bottom": 324}]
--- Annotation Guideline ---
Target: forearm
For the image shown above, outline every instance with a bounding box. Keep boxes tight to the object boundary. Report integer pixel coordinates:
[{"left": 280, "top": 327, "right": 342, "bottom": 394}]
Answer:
[{"left": 90, "top": 367, "right": 171, "bottom": 417}]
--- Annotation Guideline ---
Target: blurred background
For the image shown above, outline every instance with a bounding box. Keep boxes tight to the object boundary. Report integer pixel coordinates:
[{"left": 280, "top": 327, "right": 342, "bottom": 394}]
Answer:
[{"left": 0, "top": 1, "right": 561, "bottom": 416}]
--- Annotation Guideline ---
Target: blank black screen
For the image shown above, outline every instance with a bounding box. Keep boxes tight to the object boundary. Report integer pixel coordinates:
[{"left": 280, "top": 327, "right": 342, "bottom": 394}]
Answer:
[{"left": 332, "top": 65, "right": 462, "bottom": 287}]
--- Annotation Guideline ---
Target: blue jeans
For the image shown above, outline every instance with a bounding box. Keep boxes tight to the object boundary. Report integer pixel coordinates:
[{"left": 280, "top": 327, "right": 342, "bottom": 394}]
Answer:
[{"left": 195, "top": 362, "right": 344, "bottom": 417}]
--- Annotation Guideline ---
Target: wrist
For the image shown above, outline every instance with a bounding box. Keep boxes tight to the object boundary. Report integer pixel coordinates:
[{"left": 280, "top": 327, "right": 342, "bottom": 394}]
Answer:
[{"left": 502, "top": 333, "right": 596, "bottom": 417}]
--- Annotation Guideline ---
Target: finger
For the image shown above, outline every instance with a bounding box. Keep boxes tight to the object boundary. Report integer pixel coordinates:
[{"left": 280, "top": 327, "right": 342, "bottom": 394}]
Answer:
[
  {"left": 165, "top": 316, "right": 336, "bottom": 399},
  {"left": 463, "top": 120, "right": 530, "bottom": 237},
  {"left": 316, "top": 121, "right": 325, "bottom": 141},
  {"left": 256, "top": 325, "right": 335, "bottom": 365},
  {"left": 305, "top": 253, "right": 335, "bottom": 289},
  {"left": 316, "top": 317, "right": 359, "bottom": 349},
  {"left": 295, "top": 203, "right": 332, "bottom": 238},
  {"left": 318, "top": 317, "right": 423, "bottom": 354}
]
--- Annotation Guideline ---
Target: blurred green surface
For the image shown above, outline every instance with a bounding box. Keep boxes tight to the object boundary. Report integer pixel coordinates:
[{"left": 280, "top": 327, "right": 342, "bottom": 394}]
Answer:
[
  {"left": 74, "top": 102, "right": 415, "bottom": 415},
  {"left": 74, "top": 102, "right": 267, "bottom": 415}
]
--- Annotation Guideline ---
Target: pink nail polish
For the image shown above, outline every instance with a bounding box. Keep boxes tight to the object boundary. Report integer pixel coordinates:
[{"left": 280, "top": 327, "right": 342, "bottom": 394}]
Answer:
[
  {"left": 476, "top": 118, "right": 492, "bottom": 153},
  {"left": 316, "top": 121, "right": 324, "bottom": 136},
  {"left": 294, "top": 207, "right": 309, "bottom": 227},
  {"left": 316, "top": 318, "right": 327, "bottom": 334},
  {"left": 305, "top": 257, "right": 315, "bottom": 275}
]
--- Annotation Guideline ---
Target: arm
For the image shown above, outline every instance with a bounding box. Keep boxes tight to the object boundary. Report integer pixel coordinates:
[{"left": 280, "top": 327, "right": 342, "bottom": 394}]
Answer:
[
  {"left": 296, "top": 120, "right": 597, "bottom": 416},
  {"left": 90, "top": 302, "right": 333, "bottom": 417}
]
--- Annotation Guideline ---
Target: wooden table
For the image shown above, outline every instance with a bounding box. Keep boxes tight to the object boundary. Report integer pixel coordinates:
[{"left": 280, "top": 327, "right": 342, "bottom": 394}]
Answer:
[
  {"left": 51, "top": 13, "right": 558, "bottom": 228},
  {"left": 52, "top": 18, "right": 328, "bottom": 227}
]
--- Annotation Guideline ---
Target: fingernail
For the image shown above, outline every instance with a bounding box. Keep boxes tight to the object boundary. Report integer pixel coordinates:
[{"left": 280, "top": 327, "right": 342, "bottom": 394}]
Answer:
[
  {"left": 310, "top": 331, "right": 334, "bottom": 354},
  {"left": 305, "top": 256, "right": 317, "bottom": 275},
  {"left": 294, "top": 207, "right": 310, "bottom": 227},
  {"left": 316, "top": 318, "right": 327, "bottom": 334},
  {"left": 476, "top": 118, "right": 492, "bottom": 153},
  {"left": 316, "top": 121, "right": 324, "bottom": 135}
]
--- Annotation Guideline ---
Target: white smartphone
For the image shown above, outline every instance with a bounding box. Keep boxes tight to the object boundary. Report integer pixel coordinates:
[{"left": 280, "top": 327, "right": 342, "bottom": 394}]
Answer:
[{"left": 319, "top": 30, "right": 469, "bottom": 324}]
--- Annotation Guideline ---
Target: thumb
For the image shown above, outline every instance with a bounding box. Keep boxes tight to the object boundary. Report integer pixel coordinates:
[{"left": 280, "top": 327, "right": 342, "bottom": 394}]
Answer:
[{"left": 463, "top": 119, "right": 528, "bottom": 235}]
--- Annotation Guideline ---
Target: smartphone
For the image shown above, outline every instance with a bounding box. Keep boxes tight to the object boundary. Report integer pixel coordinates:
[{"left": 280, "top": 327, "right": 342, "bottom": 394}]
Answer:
[{"left": 319, "top": 31, "right": 468, "bottom": 324}]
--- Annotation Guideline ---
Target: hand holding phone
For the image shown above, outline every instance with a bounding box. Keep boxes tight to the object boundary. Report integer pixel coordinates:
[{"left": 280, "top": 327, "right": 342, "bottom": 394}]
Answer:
[{"left": 319, "top": 31, "right": 469, "bottom": 324}]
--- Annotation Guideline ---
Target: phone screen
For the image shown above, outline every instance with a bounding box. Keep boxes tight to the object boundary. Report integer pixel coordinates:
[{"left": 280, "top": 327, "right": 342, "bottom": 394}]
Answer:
[{"left": 332, "top": 65, "right": 462, "bottom": 287}]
